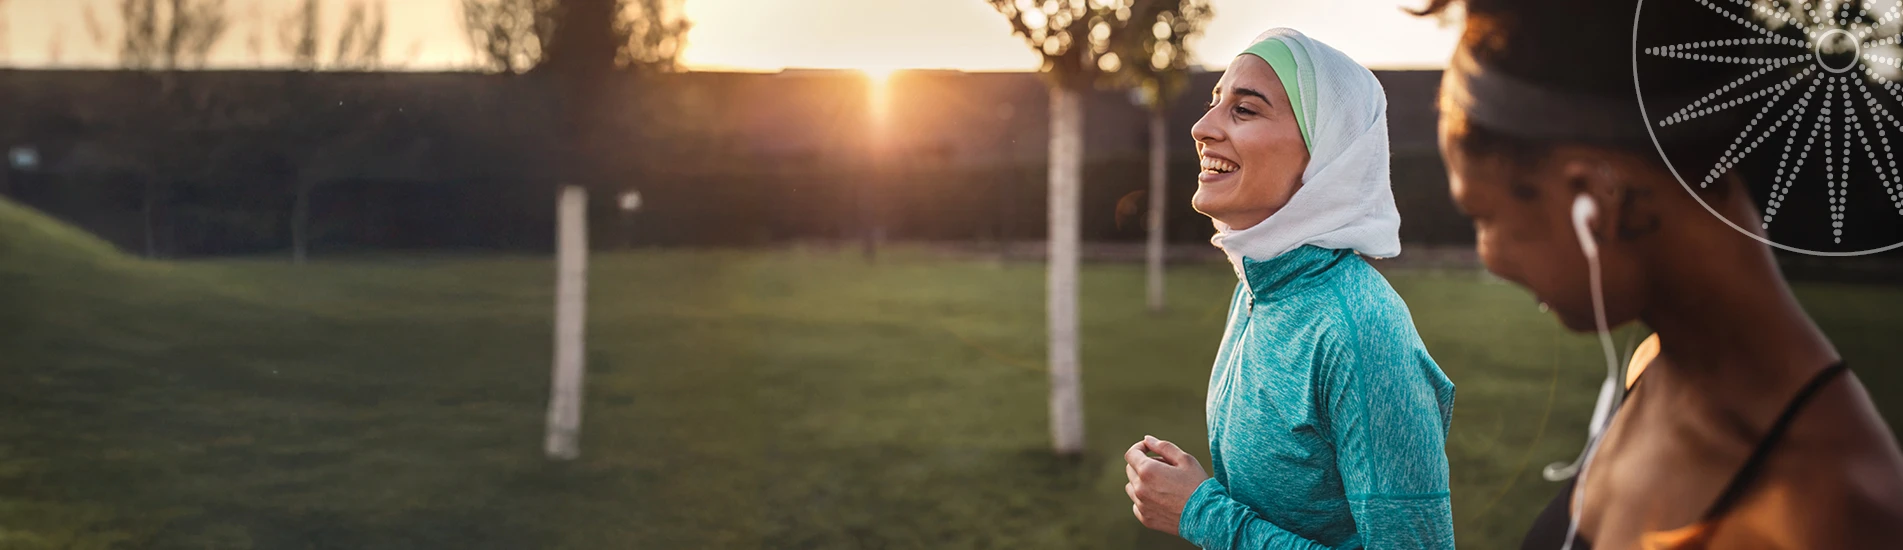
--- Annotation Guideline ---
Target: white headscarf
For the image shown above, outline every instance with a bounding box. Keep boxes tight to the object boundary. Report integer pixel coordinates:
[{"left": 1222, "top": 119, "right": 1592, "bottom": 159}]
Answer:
[{"left": 1210, "top": 28, "right": 1402, "bottom": 276}]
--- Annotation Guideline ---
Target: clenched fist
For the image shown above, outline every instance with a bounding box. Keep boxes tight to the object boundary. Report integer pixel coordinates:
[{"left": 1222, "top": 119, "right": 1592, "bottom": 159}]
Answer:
[{"left": 1123, "top": 435, "right": 1211, "bottom": 536}]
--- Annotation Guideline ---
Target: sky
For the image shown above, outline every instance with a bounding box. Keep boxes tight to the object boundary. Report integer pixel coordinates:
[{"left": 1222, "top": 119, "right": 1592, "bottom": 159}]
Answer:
[{"left": 0, "top": 0, "right": 1462, "bottom": 71}]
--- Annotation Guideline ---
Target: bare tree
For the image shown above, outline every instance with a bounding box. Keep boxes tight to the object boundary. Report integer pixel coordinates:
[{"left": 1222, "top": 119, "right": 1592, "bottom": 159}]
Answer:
[
  {"left": 332, "top": 0, "right": 385, "bottom": 70},
  {"left": 82, "top": 3, "right": 108, "bottom": 49},
  {"left": 397, "top": 39, "right": 425, "bottom": 68},
  {"left": 243, "top": 0, "right": 263, "bottom": 65},
  {"left": 48, "top": 24, "right": 66, "bottom": 65},
  {"left": 458, "top": 0, "right": 689, "bottom": 256},
  {"left": 119, "top": 0, "right": 230, "bottom": 70},
  {"left": 278, "top": 0, "right": 386, "bottom": 70},
  {"left": 278, "top": 0, "right": 320, "bottom": 263},
  {"left": 114, "top": 0, "right": 232, "bottom": 258},
  {"left": 988, "top": 0, "right": 1160, "bottom": 457},
  {"left": 279, "top": 0, "right": 318, "bottom": 69},
  {"left": 0, "top": 0, "right": 11, "bottom": 64},
  {"left": 1114, "top": 1, "right": 1211, "bottom": 313},
  {"left": 273, "top": 0, "right": 390, "bottom": 263}
]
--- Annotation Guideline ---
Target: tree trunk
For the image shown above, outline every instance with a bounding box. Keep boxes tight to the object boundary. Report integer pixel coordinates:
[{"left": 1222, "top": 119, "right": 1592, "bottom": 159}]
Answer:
[
  {"left": 622, "top": 211, "right": 636, "bottom": 250},
  {"left": 546, "top": 186, "right": 590, "bottom": 460},
  {"left": 143, "top": 179, "right": 159, "bottom": 259},
  {"left": 861, "top": 155, "right": 879, "bottom": 262},
  {"left": 860, "top": 185, "right": 877, "bottom": 261},
  {"left": 538, "top": 0, "right": 619, "bottom": 77},
  {"left": 1146, "top": 108, "right": 1168, "bottom": 313},
  {"left": 291, "top": 179, "right": 311, "bottom": 265},
  {"left": 164, "top": 195, "right": 175, "bottom": 257},
  {"left": 997, "top": 165, "right": 1013, "bottom": 258},
  {"left": 1048, "top": 86, "right": 1085, "bottom": 456}
]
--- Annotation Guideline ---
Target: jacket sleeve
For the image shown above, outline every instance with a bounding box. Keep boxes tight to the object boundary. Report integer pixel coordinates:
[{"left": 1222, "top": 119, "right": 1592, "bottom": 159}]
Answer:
[
  {"left": 1178, "top": 477, "right": 1340, "bottom": 550},
  {"left": 1323, "top": 329, "right": 1458, "bottom": 549}
]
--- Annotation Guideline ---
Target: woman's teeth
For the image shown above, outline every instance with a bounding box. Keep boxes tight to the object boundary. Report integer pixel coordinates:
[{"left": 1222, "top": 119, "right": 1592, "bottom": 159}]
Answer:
[{"left": 1200, "top": 157, "right": 1239, "bottom": 173}]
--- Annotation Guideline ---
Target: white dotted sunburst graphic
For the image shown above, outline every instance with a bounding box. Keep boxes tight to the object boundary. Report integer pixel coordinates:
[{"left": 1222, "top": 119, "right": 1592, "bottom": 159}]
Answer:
[{"left": 1636, "top": 0, "right": 1903, "bottom": 255}]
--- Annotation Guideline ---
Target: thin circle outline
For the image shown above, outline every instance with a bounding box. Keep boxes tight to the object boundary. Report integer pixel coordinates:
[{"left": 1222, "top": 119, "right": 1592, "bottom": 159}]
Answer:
[{"left": 1633, "top": 0, "right": 1903, "bottom": 256}]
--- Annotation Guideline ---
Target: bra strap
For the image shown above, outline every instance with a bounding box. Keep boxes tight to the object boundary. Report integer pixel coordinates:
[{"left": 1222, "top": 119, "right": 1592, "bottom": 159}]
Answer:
[{"left": 1700, "top": 361, "right": 1850, "bottom": 522}]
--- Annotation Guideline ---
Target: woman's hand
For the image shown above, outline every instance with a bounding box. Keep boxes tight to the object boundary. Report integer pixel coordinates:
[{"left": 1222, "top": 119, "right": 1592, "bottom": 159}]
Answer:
[{"left": 1123, "top": 435, "right": 1211, "bottom": 536}]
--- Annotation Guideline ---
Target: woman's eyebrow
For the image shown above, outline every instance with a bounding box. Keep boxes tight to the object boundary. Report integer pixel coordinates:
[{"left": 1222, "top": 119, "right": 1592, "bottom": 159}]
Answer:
[{"left": 1232, "top": 87, "right": 1272, "bottom": 105}]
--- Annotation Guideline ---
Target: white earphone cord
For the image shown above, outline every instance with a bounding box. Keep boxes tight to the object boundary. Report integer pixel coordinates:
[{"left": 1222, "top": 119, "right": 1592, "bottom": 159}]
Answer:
[{"left": 1555, "top": 193, "right": 1623, "bottom": 550}]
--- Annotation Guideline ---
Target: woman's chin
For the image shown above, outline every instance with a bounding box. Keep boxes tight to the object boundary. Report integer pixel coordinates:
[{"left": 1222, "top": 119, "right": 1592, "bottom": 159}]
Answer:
[
  {"left": 1190, "top": 195, "right": 1224, "bottom": 221},
  {"left": 1192, "top": 185, "right": 1234, "bottom": 216},
  {"left": 1194, "top": 197, "right": 1270, "bottom": 229},
  {"left": 1549, "top": 303, "right": 1606, "bottom": 333}
]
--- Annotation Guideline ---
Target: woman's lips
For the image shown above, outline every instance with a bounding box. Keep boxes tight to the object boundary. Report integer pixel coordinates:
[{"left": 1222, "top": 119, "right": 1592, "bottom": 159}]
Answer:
[
  {"left": 1199, "top": 167, "right": 1237, "bottom": 184},
  {"left": 1199, "top": 153, "right": 1239, "bottom": 184}
]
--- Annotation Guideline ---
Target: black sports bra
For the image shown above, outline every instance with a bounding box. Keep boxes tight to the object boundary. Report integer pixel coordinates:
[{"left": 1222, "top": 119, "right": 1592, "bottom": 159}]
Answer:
[{"left": 1519, "top": 360, "right": 1850, "bottom": 550}]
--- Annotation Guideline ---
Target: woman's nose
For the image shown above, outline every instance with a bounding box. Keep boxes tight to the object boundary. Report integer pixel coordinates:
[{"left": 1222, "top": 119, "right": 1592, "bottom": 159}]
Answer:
[{"left": 1191, "top": 107, "right": 1221, "bottom": 145}]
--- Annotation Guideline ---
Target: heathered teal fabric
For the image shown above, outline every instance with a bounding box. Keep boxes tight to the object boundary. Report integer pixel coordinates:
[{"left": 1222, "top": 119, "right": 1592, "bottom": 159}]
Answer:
[{"left": 1179, "top": 245, "right": 1457, "bottom": 549}]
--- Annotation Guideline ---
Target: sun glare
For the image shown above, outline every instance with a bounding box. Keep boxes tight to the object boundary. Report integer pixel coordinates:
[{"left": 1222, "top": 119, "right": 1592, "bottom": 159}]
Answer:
[{"left": 863, "top": 67, "right": 900, "bottom": 130}]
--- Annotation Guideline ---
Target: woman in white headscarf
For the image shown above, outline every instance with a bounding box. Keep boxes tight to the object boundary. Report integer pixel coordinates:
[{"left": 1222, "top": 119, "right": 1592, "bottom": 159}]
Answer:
[{"left": 1121, "top": 29, "right": 1458, "bottom": 549}]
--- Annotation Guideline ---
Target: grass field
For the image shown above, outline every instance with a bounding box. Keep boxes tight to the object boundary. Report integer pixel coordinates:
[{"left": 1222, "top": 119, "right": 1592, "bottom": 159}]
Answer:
[{"left": 5, "top": 200, "right": 1902, "bottom": 549}]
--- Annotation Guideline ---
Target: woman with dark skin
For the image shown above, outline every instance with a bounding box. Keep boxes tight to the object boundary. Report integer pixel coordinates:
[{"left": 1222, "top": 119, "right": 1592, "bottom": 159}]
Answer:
[{"left": 1416, "top": 0, "right": 1903, "bottom": 548}]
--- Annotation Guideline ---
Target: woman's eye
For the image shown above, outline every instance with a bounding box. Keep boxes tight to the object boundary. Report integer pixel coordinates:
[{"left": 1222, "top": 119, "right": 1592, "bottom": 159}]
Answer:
[{"left": 1233, "top": 106, "right": 1256, "bottom": 116}]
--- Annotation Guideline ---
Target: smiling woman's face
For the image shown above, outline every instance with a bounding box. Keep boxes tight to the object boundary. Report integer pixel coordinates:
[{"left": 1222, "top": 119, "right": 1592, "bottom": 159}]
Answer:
[{"left": 1190, "top": 55, "right": 1311, "bottom": 230}]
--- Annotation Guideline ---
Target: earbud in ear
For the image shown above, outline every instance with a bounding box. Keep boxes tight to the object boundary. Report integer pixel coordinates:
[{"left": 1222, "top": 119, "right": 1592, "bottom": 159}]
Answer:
[{"left": 1572, "top": 193, "right": 1599, "bottom": 260}]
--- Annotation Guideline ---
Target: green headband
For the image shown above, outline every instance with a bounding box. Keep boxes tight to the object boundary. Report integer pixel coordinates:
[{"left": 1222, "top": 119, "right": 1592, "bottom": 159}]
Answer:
[{"left": 1240, "top": 38, "right": 1311, "bottom": 151}]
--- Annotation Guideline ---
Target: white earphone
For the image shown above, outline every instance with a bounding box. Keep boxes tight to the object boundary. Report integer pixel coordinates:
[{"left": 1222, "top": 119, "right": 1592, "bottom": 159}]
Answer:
[
  {"left": 1572, "top": 193, "right": 1599, "bottom": 261},
  {"left": 1547, "top": 190, "right": 1626, "bottom": 550},
  {"left": 1542, "top": 193, "right": 1608, "bottom": 481}
]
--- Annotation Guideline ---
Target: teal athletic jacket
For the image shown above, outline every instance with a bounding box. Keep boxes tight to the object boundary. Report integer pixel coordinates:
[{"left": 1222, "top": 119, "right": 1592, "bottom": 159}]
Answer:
[{"left": 1180, "top": 245, "right": 1457, "bottom": 549}]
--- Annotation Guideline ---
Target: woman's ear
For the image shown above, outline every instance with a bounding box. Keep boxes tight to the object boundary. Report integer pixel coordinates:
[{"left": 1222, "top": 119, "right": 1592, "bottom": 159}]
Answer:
[
  {"left": 1557, "top": 158, "right": 1621, "bottom": 244},
  {"left": 1557, "top": 154, "right": 1661, "bottom": 243}
]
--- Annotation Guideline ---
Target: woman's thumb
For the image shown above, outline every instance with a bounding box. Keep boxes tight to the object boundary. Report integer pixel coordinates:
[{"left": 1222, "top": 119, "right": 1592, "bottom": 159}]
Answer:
[{"left": 1146, "top": 436, "right": 1188, "bottom": 465}]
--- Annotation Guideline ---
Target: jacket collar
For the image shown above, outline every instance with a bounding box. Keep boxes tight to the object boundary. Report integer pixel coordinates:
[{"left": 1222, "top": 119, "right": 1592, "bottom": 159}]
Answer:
[{"left": 1239, "top": 245, "right": 1350, "bottom": 301}]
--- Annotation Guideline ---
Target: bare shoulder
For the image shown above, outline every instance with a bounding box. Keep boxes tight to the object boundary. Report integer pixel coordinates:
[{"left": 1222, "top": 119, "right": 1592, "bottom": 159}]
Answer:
[
  {"left": 1624, "top": 333, "right": 1660, "bottom": 390},
  {"left": 1747, "top": 374, "right": 1903, "bottom": 547}
]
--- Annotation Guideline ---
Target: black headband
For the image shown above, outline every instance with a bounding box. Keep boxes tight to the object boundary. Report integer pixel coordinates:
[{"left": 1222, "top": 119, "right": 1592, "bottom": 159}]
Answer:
[{"left": 1439, "top": 48, "right": 1654, "bottom": 144}]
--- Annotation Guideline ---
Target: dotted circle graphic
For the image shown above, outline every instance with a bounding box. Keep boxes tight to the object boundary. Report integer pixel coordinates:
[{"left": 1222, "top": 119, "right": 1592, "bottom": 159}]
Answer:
[{"left": 1635, "top": 0, "right": 1903, "bottom": 256}]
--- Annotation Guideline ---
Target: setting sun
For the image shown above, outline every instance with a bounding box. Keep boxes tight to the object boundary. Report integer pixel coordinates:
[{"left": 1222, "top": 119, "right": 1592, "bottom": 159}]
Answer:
[{"left": 863, "top": 66, "right": 898, "bottom": 131}]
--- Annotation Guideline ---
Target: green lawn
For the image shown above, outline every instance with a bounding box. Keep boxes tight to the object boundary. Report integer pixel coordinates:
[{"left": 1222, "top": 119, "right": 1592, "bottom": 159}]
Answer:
[{"left": 5, "top": 203, "right": 1902, "bottom": 548}]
